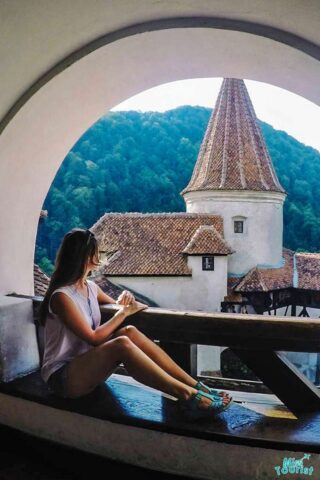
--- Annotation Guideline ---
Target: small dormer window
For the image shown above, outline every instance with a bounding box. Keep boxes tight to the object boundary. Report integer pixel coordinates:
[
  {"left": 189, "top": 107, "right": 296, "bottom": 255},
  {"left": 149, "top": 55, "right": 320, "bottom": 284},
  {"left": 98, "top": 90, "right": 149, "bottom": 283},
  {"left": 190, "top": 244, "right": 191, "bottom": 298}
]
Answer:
[
  {"left": 234, "top": 220, "right": 244, "bottom": 234},
  {"left": 202, "top": 256, "right": 215, "bottom": 271},
  {"left": 232, "top": 216, "right": 247, "bottom": 235}
]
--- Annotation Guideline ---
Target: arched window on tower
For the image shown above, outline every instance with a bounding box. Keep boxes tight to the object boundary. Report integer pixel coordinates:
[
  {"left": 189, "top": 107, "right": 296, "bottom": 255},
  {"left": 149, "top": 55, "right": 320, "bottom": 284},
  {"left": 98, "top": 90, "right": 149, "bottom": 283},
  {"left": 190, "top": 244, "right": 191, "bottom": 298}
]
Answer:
[{"left": 232, "top": 215, "right": 247, "bottom": 235}]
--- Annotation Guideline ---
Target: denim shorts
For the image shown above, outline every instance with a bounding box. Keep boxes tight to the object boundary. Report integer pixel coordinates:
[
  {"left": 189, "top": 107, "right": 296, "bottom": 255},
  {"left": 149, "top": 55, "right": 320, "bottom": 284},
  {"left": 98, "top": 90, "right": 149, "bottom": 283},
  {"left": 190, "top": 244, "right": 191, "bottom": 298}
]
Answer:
[{"left": 47, "top": 364, "right": 70, "bottom": 398}]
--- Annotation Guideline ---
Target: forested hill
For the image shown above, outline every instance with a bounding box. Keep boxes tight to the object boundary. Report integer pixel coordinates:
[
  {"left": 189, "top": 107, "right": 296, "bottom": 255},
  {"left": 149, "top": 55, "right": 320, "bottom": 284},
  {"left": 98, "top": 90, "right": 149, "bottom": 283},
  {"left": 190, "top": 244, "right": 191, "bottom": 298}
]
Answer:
[{"left": 36, "top": 106, "right": 320, "bottom": 274}]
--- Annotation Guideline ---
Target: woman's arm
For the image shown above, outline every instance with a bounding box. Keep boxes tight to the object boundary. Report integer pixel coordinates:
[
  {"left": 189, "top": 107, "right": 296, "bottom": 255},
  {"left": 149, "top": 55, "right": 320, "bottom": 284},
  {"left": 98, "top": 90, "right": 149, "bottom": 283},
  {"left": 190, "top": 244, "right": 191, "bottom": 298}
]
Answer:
[{"left": 51, "top": 292, "right": 146, "bottom": 346}]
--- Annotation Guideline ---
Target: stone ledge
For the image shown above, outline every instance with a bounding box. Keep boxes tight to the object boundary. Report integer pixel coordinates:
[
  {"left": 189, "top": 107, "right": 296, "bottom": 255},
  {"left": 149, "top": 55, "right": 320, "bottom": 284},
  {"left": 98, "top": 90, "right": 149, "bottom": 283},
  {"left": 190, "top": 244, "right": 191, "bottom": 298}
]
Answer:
[{"left": 1, "top": 371, "right": 320, "bottom": 454}]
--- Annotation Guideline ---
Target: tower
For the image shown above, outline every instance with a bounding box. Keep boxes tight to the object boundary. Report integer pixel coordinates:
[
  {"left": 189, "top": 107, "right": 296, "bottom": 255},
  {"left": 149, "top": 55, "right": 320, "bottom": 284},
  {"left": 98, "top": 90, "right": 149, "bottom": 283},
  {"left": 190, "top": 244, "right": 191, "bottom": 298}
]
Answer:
[{"left": 181, "top": 78, "right": 286, "bottom": 275}]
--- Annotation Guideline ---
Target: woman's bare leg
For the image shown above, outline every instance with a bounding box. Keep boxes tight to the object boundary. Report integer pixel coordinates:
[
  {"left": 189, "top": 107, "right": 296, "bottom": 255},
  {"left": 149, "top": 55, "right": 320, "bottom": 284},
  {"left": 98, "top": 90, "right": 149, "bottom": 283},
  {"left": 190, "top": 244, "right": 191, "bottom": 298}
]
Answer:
[
  {"left": 65, "top": 336, "right": 199, "bottom": 401},
  {"left": 113, "top": 326, "right": 230, "bottom": 404},
  {"left": 114, "top": 326, "right": 196, "bottom": 386}
]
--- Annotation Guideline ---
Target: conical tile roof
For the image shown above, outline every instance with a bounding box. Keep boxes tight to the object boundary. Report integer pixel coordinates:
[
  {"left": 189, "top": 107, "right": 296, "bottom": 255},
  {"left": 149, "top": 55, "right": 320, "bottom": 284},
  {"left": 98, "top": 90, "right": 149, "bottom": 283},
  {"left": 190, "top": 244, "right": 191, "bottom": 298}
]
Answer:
[{"left": 181, "top": 78, "right": 285, "bottom": 195}]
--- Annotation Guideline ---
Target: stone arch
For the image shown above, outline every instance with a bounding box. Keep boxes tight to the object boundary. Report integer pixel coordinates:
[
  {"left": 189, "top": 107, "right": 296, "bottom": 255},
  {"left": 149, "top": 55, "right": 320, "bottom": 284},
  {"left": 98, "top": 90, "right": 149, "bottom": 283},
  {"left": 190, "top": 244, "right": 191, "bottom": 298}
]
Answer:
[{"left": 0, "top": 19, "right": 319, "bottom": 294}]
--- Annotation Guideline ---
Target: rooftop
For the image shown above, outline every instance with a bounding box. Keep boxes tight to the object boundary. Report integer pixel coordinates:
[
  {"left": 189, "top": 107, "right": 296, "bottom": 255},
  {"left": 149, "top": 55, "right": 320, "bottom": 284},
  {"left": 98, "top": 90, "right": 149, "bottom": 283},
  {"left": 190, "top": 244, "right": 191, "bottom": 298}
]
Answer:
[
  {"left": 296, "top": 253, "right": 320, "bottom": 291},
  {"left": 33, "top": 264, "right": 50, "bottom": 296},
  {"left": 234, "top": 249, "right": 320, "bottom": 293},
  {"left": 91, "top": 212, "right": 231, "bottom": 276},
  {"left": 182, "top": 225, "right": 233, "bottom": 256},
  {"left": 181, "top": 78, "right": 285, "bottom": 196}
]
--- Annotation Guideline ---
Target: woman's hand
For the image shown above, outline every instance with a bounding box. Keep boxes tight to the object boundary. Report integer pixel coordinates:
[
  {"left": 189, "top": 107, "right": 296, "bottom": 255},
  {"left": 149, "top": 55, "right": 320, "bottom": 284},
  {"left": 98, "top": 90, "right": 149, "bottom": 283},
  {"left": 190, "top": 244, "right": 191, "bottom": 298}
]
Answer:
[
  {"left": 120, "top": 300, "right": 148, "bottom": 318},
  {"left": 116, "top": 290, "right": 135, "bottom": 306}
]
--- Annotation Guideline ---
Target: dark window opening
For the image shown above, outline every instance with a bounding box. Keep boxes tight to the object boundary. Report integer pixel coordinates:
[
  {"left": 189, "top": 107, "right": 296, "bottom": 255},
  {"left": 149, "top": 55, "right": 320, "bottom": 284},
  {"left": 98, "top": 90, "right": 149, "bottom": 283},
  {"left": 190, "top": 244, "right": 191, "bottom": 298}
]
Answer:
[
  {"left": 234, "top": 220, "right": 244, "bottom": 233},
  {"left": 202, "top": 256, "right": 215, "bottom": 271}
]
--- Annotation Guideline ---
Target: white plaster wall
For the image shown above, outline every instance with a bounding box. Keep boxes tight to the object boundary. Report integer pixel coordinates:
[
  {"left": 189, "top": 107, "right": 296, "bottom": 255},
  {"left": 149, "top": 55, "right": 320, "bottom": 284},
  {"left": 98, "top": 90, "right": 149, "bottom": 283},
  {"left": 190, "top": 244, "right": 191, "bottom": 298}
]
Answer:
[
  {"left": 1, "top": 0, "right": 320, "bottom": 120},
  {"left": 113, "top": 256, "right": 228, "bottom": 374},
  {"left": 111, "top": 256, "right": 228, "bottom": 312},
  {"left": 184, "top": 190, "right": 286, "bottom": 274}
]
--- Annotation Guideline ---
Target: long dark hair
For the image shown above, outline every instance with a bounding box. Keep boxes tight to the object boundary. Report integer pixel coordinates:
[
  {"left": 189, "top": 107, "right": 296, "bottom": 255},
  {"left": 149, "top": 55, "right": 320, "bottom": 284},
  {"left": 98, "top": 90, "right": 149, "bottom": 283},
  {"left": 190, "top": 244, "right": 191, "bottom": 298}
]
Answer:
[{"left": 39, "top": 228, "right": 100, "bottom": 326}]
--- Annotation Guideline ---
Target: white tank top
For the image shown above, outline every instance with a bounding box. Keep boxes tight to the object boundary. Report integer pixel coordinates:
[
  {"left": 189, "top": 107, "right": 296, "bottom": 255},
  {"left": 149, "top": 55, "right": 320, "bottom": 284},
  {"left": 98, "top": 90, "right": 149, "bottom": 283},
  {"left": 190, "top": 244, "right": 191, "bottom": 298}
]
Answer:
[{"left": 41, "top": 279, "right": 101, "bottom": 383}]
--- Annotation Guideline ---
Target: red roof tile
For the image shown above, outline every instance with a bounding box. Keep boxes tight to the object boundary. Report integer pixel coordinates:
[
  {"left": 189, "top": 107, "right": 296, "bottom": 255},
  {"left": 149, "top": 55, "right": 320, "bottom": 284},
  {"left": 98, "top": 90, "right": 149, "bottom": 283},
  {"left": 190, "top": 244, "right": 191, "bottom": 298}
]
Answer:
[
  {"left": 181, "top": 79, "right": 285, "bottom": 195},
  {"left": 224, "top": 277, "right": 244, "bottom": 302},
  {"left": 235, "top": 250, "right": 320, "bottom": 293},
  {"left": 296, "top": 253, "right": 320, "bottom": 290},
  {"left": 235, "top": 249, "right": 294, "bottom": 292},
  {"left": 182, "top": 225, "right": 233, "bottom": 255},
  {"left": 33, "top": 264, "right": 50, "bottom": 296},
  {"left": 91, "top": 213, "right": 230, "bottom": 276},
  {"left": 33, "top": 264, "right": 127, "bottom": 299}
]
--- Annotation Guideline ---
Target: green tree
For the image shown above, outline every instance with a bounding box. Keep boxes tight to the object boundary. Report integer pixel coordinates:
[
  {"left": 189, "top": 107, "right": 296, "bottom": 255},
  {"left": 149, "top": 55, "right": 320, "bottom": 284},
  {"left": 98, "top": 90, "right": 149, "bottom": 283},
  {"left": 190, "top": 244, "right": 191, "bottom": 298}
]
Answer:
[{"left": 36, "top": 107, "right": 320, "bottom": 274}]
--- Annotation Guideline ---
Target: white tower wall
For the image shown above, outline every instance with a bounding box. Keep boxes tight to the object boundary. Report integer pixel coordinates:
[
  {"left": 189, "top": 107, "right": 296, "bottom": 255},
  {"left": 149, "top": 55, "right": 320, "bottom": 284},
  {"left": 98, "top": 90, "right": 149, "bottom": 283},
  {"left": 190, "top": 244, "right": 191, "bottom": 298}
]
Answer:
[{"left": 184, "top": 190, "right": 286, "bottom": 275}]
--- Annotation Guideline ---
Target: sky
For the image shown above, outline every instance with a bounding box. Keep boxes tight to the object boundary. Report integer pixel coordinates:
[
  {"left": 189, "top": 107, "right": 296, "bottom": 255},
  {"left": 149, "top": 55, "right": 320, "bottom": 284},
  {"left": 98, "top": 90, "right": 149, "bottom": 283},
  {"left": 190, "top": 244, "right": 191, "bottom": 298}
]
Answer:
[{"left": 112, "top": 78, "right": 320, "bottom": 152}]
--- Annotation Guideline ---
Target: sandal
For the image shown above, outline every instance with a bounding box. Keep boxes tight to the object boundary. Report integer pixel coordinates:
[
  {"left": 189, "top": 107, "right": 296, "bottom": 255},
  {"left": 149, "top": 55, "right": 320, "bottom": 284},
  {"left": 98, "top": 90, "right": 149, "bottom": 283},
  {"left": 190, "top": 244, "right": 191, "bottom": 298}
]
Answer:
[
  {"left": 178, "top": 390, "right": 232, "bottom": 421},
  {"left": 195, "top": 381, "right": 232, "bottom": 402}
]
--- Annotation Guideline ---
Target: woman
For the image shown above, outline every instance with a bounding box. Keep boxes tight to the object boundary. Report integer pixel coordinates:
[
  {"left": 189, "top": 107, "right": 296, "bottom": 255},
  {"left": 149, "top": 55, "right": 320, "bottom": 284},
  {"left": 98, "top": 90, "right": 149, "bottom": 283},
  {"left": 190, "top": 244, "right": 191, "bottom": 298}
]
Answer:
[{"left": 39, "top": 228, "right": 232, "bottom": 419}]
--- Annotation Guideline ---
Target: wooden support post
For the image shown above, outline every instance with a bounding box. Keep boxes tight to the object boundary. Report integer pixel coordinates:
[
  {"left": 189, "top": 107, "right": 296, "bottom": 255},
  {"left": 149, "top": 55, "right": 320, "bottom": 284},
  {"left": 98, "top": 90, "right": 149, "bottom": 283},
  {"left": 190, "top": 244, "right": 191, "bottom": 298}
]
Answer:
[
  {"left": 298, "top": 306, "right": 309, "bottom": 317},
  {"left": 232, "top": 348, "right": 320, "bottom": 416},
  {"left": 159, "top": 342, "right": 197, "bottom": 377},
  {"left": 190, "top": 344, "right": 198, "bottom": 378},
  {"left": 316, "top": 354, "right": 320, "bottom": 386}
]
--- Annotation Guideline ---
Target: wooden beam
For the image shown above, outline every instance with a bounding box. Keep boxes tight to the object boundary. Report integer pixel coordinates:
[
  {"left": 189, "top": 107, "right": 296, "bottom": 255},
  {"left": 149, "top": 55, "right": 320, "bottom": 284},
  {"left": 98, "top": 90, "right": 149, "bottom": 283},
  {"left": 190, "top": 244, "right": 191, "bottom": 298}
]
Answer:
[
  {"left": 17, "top": 295, "right": 320, "bottom": 416},
  {"left": 100, "top": 305, "right": 320, "bottom": 352},
  {"left": 159, "top": 342, "right": 197, "bottom": 377},
  {"left": 231, "top": 348, "right": 320, "bottom": 416}
]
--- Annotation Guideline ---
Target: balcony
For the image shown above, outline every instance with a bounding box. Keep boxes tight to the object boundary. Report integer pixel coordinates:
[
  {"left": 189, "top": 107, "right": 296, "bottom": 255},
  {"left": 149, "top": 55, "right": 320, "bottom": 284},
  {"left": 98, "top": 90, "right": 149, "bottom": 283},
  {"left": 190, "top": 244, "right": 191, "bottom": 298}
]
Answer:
[{"left": 0, "top": 295, "right": 319, "bottom": 479}]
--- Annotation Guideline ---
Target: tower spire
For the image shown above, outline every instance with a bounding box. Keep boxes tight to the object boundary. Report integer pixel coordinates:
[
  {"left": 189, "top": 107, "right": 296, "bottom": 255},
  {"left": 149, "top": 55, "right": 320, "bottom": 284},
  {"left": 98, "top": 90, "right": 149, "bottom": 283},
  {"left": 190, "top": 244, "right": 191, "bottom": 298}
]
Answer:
[{"left": 181, "top": 78, "right": 284, "bottom": 195}]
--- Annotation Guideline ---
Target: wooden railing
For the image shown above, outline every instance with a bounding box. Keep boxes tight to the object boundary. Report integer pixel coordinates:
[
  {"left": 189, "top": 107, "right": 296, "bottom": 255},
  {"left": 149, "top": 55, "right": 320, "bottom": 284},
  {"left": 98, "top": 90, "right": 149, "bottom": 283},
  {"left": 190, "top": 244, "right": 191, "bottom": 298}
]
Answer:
[
  {"left": 100, "top": 304, "right": 320, "bottom": 417},
  {"left": 16, "top": 295, "right": 320, "bottom": 417},
  {"left": 100, "top": 304, "right": 320, "bottom": 351}
]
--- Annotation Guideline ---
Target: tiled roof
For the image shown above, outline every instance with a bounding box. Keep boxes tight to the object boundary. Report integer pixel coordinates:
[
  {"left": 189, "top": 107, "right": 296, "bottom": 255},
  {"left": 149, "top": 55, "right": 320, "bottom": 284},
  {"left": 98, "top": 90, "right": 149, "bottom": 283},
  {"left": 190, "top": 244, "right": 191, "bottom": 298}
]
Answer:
[
  {"left": 33, "top": 265, "right": 130, "bottom": 300},
  {"left": 33, "top": 264, "right": 50, "bottom": 296},
  {"left": 181, "top": 78, "right": 285, "bottom": 195},
  {"left": 224, "top": 277, "right": 244, "bottom": 302},
  {"left": 182, "top": 225, "right": 233, "bottom": 255},
  {"left": 91, "top": 213, "right": 231, "bottom": 276},
  {"left": 235, "top": 249, "right": 293, "bottom": 292},
  {"left": 296, "top": 253, "right": 320, "bottom": 290},
  {"left": 235, "top": 249, "right": 320, "bottom": 293}
]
